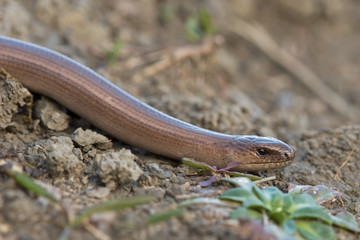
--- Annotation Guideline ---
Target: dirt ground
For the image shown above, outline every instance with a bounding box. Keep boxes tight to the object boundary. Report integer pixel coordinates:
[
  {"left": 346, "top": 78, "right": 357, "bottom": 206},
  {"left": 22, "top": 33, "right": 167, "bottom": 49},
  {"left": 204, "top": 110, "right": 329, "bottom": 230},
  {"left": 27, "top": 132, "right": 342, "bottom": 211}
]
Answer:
[{"left": 0, "top": 0, "right": 359, "bottom": 239}]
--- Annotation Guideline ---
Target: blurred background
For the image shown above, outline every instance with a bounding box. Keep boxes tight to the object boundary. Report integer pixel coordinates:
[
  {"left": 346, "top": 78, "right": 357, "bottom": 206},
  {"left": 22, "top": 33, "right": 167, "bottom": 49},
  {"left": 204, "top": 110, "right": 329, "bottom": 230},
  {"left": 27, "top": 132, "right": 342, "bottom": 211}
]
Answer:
[{"left": 1, "top": 0, "right": 359, "bottom": 140}]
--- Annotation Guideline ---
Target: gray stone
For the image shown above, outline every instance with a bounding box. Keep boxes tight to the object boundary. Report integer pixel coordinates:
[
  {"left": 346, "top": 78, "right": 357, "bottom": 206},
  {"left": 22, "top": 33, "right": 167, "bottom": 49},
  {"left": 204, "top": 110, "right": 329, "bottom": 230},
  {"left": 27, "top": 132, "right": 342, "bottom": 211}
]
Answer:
[
  {"left": 0, "top": 69, "right": 32, "bottom": 129},
  {"left": 96, "top": 149, "right": 143, "bottom": 189},
  {"left": 34, "top": 96, "right": 69, "bottom": 131},
  {"left": 71, "top": 128, "right": 112, "bottom": 152},
  {"left": 47, "top": 136, "right": 85, "bottom": 180}
]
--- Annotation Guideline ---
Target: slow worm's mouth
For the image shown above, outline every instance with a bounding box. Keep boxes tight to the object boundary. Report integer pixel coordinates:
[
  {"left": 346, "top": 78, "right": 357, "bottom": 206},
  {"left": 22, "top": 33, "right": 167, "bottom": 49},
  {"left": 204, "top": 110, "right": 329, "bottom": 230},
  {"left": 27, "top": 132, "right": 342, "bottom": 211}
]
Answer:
[{"left": 233, "top": 160, "right": 293, "bottom": 171}]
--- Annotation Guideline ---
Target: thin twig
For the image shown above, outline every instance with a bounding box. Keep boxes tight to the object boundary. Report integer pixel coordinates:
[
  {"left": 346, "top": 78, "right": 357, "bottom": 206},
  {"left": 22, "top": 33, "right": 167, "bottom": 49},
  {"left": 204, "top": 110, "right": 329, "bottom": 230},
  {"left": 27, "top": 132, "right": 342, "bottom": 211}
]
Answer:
[
  {"left": 132, "top": 36, "right": 225, "bottom": 83},
  {"left": 84, "top": 222, "right": 111, "bottom": 240},
  {"left": 231, "top": 20, "right": 355, "bottom": 117},
  {"left": 254, "top": 176, "right": 276, "bottom": 185},
  {"left": 334, "top": 145, "right": 356, "bottom": 181}
]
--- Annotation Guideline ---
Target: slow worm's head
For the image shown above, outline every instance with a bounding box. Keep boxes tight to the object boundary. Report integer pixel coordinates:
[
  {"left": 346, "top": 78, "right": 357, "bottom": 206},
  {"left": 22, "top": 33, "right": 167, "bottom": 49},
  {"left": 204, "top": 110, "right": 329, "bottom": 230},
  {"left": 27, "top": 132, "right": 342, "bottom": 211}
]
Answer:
[{"left": 225, "top": 136, "right": 295, "bottom": 171}]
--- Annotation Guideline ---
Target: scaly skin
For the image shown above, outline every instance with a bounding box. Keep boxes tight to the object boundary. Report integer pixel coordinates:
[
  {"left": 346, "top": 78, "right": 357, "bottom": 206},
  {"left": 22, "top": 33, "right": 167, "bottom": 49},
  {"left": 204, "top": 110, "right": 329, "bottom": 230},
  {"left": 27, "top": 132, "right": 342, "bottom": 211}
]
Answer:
[{"left": 0, "top": 36, "right": 294, "bottom": 171}]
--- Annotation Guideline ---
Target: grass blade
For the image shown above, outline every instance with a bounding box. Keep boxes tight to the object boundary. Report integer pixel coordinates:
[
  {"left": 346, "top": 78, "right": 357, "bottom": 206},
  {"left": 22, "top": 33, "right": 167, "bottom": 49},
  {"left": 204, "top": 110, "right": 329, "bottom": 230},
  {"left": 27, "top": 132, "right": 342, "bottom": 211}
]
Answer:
[
  {"left": 72, "top": 195, "right": 155, "bottom": 226},
  {"left": 146, "top": 208, "right": 184, "bottom": 224},
  {"left": 14, "top": 171, "right": 58, "bottom": 202}
]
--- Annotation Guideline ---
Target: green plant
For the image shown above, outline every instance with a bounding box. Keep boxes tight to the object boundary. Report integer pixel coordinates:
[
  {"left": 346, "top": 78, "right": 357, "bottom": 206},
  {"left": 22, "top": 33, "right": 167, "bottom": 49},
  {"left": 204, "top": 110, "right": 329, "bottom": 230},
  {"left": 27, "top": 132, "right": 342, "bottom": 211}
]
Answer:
[
  {"left": 184, "top": 9, "right": 217, "bottom": 42},
  {"left": 182, "top": 158, "right": 261, "bottom": 186},
  {"left": 146, "top": 208, "right": 184, "bottom": 225},
  {"left": 181, "top": 177, "right": 360, "bottom": 239},
  {"left": 105, "top": 40, "right": 123, "bottom": 66},
  {"left": 1, "top": 169, "right": 160, "bottom": 239},
  {"left": 71, "top": 195, "right": 156, "bottom": 226},
  {"left": 12, "top": 170, "right": 60, "bottom": 203}
]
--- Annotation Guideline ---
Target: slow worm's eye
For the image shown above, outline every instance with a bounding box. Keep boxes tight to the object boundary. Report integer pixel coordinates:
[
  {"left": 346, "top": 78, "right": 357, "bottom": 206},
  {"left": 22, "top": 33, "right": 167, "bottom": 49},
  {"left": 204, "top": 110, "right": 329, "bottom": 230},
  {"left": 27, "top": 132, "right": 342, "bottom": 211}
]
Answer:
[{"left": 256, "top": 148, "right": 268, "bottom": 157}]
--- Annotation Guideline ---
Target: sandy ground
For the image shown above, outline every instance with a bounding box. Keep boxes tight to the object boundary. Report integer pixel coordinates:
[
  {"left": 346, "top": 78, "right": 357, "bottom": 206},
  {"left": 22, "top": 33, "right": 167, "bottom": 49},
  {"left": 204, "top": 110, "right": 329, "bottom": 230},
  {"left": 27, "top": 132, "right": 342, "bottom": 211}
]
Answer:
[{"left": 0, "top": 0, "right": 359, "bottom": 239}]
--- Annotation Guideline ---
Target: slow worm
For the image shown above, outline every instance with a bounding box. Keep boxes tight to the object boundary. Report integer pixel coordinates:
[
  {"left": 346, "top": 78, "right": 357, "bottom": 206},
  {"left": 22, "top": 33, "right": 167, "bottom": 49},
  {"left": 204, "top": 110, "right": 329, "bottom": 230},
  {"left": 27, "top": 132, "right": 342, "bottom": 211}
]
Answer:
[{"left": 0, "top": 36, "right": 294, "bottom": 171}]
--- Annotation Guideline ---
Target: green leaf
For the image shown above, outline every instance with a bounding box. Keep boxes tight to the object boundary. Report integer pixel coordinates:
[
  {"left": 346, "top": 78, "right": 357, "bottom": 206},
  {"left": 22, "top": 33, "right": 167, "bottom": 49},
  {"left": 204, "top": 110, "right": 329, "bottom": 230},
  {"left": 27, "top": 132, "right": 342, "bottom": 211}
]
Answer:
[
  {"left": 220, "top": 176, "right": 260, "bottom": 187},
  {"left": 229, "top": 207, "right": 262, "bottom": 220},
  {"left": 292, "top": 206, "right": 332, "bottom": 224},
  {"left": 199, "top": 9, "right": 216, "bottom": 35},
  {"left": 289, "top": 193, "right": 320, "bottom": 214},
  {"left": 283, "top": 219, "right": 296, "bottom": 235},
  {"left": 72, "top": 195, "right": 155, "bottom": 226},
  {"left": 105, "top": 40, "right": 123, "bottom": 65},
  {"left": 220, "top": 188, "right": 253, "bottom": 202},
  {"left": 226, "top": 177, "right": 256, "bottom": 191},
  {"left": 179, "top": 197, "right": 237, "bottom": 208},
  {"left": 242, "top": 196, "right": 268, "bottom": 210},
  {"left": 291, "top": 194, "right": 331, "bottom": 225},
  {"left": 147, "top": 208, "right": 184, "bottom": 224},
  {"left": 331, "top": 211, "right": 360, "bottom": 232},
  {"left": 295, "top": 220, "right": 337, "bottom": 240},
  {"left": 255, "top": 186, "right": 276, "bottom": 204},
  {"left": 220, "top": 188, "right": 268, "bottom": 210},
  {"left": 181, "top": 158, "right": 214, "bottom": 173},
  {"left": 281, "top": 194, "right": 294, "bottom": 212},
  {"left": 14, "top": 171, "right": 58, "bottom": 203},
  {"left": 265, "top": 222, "right": 298, "bottom": 240},
  {"left": 266, "top": 193, "right": 293, "bottom": 224},
  {"left": 292, "top": 193, "right": 318, "bottom": 207},
  {"left": 251, "top": 186, "right": 293, "bottom": 216},
  {"left": 262, "top": 188, "right": 294, "bottom": 221},
  {"left": 261, "top": 187, "right": 286, "bottom": 208},
  {"left": 224, "top": 172, "right": 261, "bottom": 180},
  {"left": 185, "top": 17, "right": 201, "bottom": 42},
  {"left": 269, "top": 211, "right": 291, "bottom": 226}
]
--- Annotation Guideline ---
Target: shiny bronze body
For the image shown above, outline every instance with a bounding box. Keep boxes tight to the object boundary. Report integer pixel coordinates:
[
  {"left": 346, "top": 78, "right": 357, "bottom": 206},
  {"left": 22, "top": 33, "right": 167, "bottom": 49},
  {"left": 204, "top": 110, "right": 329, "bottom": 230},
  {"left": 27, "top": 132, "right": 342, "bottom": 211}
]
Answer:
[{"left": 0, "top": 36, "right": 294, "bottom": 170}]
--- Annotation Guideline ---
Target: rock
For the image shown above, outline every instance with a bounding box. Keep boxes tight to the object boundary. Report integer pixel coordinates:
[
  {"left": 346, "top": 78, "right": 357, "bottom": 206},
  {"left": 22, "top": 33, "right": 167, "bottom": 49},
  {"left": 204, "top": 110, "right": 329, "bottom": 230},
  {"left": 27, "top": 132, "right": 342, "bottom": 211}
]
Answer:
[
  {"left": 34, "top": 96, "right": 69, "bottom": 131},
  {"left": 24, "top": 139, "right": 55, "bottom": 169},
  {"left": 85, "top": 187, "right": 110, "bottom": 199},
  {"left": 71, "top": 128, "right": 112, "bottom": 152},
  {"left": 96, "top": 149, "right": 143, "bottom": 189},
  {"left": 147, "top": 163, "right": 173, "bottom": 179},
  {"left": 47, "top": 136, "right": 85, "bottom": 180},
  {"left": 0, "top": 69, "right": 32, "bottom": 129},
  {"left": 34, "top": 180, "right": 62, "bottom": 203},
  {"left": 24, "top": 136, "right": 85, "bottom": 180}
]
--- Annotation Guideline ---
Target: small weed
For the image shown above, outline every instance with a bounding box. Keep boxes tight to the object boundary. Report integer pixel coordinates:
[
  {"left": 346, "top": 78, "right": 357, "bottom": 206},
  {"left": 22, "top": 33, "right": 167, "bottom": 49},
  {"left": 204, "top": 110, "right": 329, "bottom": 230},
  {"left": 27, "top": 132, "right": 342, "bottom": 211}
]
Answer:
[
  {"left": 146, "top": 208, "right": 184, "bottom": 225},
  {"left": 0, "top": 168, "right": 163, "bottom": 239},
  {"left": 182, "top": 158, "right": 261, "bottom": 187},
  {"left": 105, "top": 40, "right": 123, "bottom": 66},
  {"left": 184, "top": 8, "right": 217, "bottom": 42},
  {"left": 180, "top": 177, "right": 360, "bottom": 239}
]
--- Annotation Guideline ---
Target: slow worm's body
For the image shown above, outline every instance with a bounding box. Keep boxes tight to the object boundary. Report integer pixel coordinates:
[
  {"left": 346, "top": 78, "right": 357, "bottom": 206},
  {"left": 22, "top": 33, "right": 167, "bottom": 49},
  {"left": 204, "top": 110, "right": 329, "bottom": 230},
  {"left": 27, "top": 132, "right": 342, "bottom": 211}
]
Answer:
[{"left": 0, "top": 36, "right": 294, "bottom": 170}]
